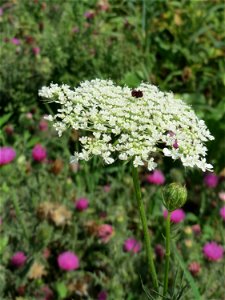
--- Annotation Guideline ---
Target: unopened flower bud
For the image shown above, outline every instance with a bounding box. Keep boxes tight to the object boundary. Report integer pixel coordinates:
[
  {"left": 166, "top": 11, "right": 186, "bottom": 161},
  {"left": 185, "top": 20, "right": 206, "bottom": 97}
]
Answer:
[{"left": 162, "top": 183, "right": 187, "bottom": 211}]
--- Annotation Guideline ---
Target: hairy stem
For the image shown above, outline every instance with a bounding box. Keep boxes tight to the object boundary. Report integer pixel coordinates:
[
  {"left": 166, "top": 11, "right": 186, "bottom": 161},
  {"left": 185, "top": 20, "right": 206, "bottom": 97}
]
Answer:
[
  {"left": 132, "top": 165, "right": 159, "bottom": 291},
  {"left": 163, "top": 211, "right": 171, "bottom": 296}
]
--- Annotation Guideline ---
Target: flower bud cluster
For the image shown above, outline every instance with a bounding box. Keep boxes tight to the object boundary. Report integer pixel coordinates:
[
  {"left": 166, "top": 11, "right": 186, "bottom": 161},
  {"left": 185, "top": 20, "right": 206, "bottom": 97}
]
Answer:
[{"left": 39, "top": 79, "right": 214, "bottom": 171}]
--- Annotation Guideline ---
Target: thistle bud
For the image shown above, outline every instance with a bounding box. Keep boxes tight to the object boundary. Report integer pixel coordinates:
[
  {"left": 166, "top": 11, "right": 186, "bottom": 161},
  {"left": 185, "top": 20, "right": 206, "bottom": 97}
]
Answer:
[{"left": 162, "top": 183, "right": 187, "bottom": 211}]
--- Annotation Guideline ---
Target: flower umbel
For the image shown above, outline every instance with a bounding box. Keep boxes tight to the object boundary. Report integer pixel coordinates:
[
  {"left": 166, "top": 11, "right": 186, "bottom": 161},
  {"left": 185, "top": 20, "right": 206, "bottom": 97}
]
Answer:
[{"left": 39, "top": 79, "right": 214, "bottom": 171}]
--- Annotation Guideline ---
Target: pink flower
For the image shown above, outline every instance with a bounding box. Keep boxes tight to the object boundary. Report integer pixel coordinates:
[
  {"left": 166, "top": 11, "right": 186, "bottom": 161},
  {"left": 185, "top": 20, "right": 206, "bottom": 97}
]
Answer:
[
  {"left": 75, "top": 198, "right": 89, "bottom": 211},
  {"left": 103, "top": 184, "right": 111, "bottom": 193},
  {"left": 204, "top": 173, "right": 218, "bottom": 188},
  {"left": 146, "top": 170, "right": 165, "bottom": 185},
  {"left": 191, "top": 224, "right": 201, "bottom": 235},
  {"left": 98, "top": 291, "right": 108, "bottom": 300},
  {"left": 188, "top": 262, "right": 201, "bottom": 276},
  {"left": 155, "top": 244, "right": 165, "bottom": 259},
  {"left": 84, "top": 11, "right": 95, "bottom": 19},
  {"left": 0, "top": 147, "right": 16, "bottom": 166},
  {"left": 219, "top": 192, "right": 225, "bottom": 202},
  {"left": 11, "top": 251, "right": 27, "bottom": 268},
  {"left": 220, "top": 206, "right": 225, "bottom": 221},
  {"left": 57, "top": 251, "right": 79, "bottom": 271},
  {"left": 32, "top": 144, "right": 47, "bottom": 162},
  {"left": 173, "top": 139, "right": 179, "bottom": 149},
  {"left": 203, "top": 242, "right": 224, "bottom": 261},
  {"left": 163, "top": 209, "right": 185, "bottom": 223},
  {"left": 11, "top": 37, "right": 20, "bottom": 45},
  {"left": 97, "top": 224, "right": 114, "bottom": 243},
  {"left": 39, "top": 119, "right": 48, "bottom": 131},
  {"left": 32, "top": 47, "right": 40, "bottom": 55},
  {"left": 123, "top": 238, "right": 141, "bottom": 253}
]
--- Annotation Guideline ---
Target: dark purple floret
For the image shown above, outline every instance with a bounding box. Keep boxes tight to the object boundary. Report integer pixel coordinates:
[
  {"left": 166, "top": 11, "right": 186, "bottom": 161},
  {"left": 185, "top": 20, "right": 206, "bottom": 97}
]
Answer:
[{"left": 131, "top": 90, "right": 143, "bottom": 98}]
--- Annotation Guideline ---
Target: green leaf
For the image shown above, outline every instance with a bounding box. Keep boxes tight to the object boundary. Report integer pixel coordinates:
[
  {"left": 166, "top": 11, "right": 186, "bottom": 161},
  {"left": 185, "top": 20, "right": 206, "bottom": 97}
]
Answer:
[
  {"left": 0, "top": 113, "right": 12, "bottom": 127},
  {"left": 56, "top": 282, "right": 68, "bottom": 299}
]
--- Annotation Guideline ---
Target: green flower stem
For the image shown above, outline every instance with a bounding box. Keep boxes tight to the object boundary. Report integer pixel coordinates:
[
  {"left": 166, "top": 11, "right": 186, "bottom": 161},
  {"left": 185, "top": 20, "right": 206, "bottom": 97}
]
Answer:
[
  {"left": 12, "top": 193, "right": 29, "bottom": 240},
  {"left": 132, "top": 165, "right": 159, "bottom": 291},
  {"left": 163, "top": 210, "right": 171, "bottom": 296}
]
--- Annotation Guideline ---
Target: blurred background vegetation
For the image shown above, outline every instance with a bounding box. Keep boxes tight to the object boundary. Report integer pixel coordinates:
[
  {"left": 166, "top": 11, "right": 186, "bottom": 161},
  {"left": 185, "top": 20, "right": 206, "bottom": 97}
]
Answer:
[{"left": 0, "top": 0, "right": 224, "bottom": 166}]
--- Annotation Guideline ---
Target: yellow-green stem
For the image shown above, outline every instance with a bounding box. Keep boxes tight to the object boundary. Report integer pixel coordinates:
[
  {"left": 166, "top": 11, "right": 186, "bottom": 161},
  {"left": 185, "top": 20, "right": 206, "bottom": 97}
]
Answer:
[
  {"left": 132, "top": 165, "right": 159, "bottom": 291},
  {"left": 163, "top": 211, "right": 171, "bottom": 296}
]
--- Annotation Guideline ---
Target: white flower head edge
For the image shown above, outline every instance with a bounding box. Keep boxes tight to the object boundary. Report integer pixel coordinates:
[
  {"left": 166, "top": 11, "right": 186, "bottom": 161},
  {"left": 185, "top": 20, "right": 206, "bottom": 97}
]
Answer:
[{"left": 39, "top": 79, "right": 214, "bottom": 172}]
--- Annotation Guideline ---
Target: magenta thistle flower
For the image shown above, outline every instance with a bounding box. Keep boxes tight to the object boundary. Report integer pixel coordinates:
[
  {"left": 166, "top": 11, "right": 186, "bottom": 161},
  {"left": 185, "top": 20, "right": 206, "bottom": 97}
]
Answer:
[
  {"left": 204, "top": 173, "right": 218, "bottom": 188},
  {"left": 203, "top": 242, "right": 224, "bottom": 261},
  {"left": 11, "top": 251, "right": 27, "bottom": 268},
  {"left": 191, "top": 224, "right": 201, "bottom": 235},
  {"left": 155, "top": 244, "right": 165, "bottom": 259},
  {"left": 98, "top": 291, "right": 108, "bottom": 300},
  {"left": 123, "top": 238, "right": 141, "bottom": 253},
  {"left": 11, "top": 37, "right": 20, "bottom": 45},
  {"left": 163, "top": 209, "right": 185, "bottom": 223},
  {"left": 39, "top": 119, "right": 48, "bottom": 131},
  {"left": 0, "top": 146, "right": 16, "bottom": 166},
  {"left": 32, "top": 47, "right": 40, "bottom": 55},
  {"left": 84, "top": 11, "right": 95, "bottom": 19},
  {"left": 32, "top": 144, "right": 47, "bottom": 162},
  {"left": 146, "top": 170, "right": 165, "bottom": 185},
  {"left": 220, "top": 206, "right": 225, "bottom": 221},
  {"left": 188, "top": 262, "right": 201, "bottom": 276},
  {"left": 97, "top": 224, "right": 114, "bottom": 243},
  {"left": 75, "top": 198, "right": 89, "bottom": 211},
  {"left": 57, "top": 251, "right": 79, "bottom": 271}
]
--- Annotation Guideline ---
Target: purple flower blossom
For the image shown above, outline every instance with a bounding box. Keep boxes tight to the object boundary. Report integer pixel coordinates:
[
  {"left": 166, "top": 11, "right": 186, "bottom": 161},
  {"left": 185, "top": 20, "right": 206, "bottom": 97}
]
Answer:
[
  {"left": 39, "top": 119, "right": 48, "bottom": 131},
  {"left": 220, "top": 206, "right": 225, "bottom": 221},
  {"left": 98, "top": 291, "right": 108, "bottom": 300},
  {"left": 57, "top": 251, "right": 79, "bottom": 271},
  {"left": 11, "top": 38, "right": 20, "bottom": 45},
  {"left": 204, "top": 173, "right": 219, "bottom": 188},
  {"left": 32, "top": 47, "right": 40, "bottom": 55},
  {"left": 97, "top": 224, "right": 114, "bottom": 243},
  {"left": 146, "top": 170, "right": 165, "bottom": 185},
  {"left": 0, "top": 146, "right": 16, "bottom": 166},
  {"left": 123, "top": 238, "right": 141, "bottom": 253},
  {"left": 84, "top": 11, "right": 95, "bottom": 19},
  {"left": 163, "top": 209, "right": 185, "bottom": 223},
  {"left": 75, "top": 198, "right": 89, "bottom": 211},
  {"left": 0, "top": 7, "right": 3, "bottom": 16},
  {"left": 203, "top": 242, "right": 224, "bottom": 261},
  {"left": 11, "top": 252, "right": 27, "bottom": 268},
  {"left": 32, "top": 144, "right": 47, "bottom": 162}
]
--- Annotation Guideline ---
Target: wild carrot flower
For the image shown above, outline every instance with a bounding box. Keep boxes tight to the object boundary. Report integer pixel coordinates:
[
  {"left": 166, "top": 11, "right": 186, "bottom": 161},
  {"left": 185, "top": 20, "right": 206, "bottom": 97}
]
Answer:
[
  {"left": 57, "top": 251, "right": 79, "bottom": 271},
  {"left": 146, "top": 170, "right": 165, "bottom": 185},
  {"left": 0, "top": 146, "right": 16, "bottom": 166},
  {"left": 11, "top": 251, "right": 27, "bottom": 268},
  {"left": 123, "top": 238, "right": 141, "bottom": 253},
  {"left": 204, "top": 173, "right": 218, "bottom": 188},
  {"left": 203, "top": 242, "right": 224, "bottom": 261},
  {"left": 220, "top": 206, "right": 225, "bottom": 221},
  {"left": 39, "top": 79, "right": 214, "bottom": 172},
  {"left": 32, "top": 144, "right": 47, "bottom": 162},
  {"left": 163, "top": 209, "right": 185, "bottom": 223},
  {"left": 75, "top": 198, "right": 89, "bottom": 211}
]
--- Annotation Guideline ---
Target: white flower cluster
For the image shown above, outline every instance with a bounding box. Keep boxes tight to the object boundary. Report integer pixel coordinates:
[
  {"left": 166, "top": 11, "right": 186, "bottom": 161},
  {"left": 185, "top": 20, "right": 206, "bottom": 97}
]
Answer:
[{"left": 39, "top": 79, "right": 214, "bottom": 171}]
